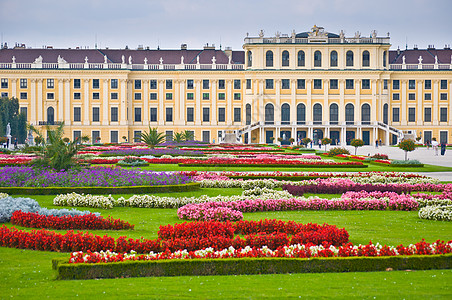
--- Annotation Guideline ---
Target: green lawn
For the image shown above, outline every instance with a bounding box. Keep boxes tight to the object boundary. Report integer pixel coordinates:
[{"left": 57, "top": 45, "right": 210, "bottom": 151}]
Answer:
[{"left": 1, "top": 189, "right": 452, "bottom": 298}]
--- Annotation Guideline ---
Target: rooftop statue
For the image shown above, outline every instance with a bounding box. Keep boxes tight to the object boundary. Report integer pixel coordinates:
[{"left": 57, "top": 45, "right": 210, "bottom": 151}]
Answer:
[
  {"left": 121, "top": 55, "right": 125, "bottom": 64},
  {"left": 33, "top": 55, "right": 43, "bottom": 64}
]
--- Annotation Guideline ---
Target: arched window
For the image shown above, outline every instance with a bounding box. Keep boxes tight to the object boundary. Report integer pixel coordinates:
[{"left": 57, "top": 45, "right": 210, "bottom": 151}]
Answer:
[
  {"left": 362, "top": 51, "right": 370, "bottom": 67},
  {"left": 266, "top": 51, "right": 273, "bottom": 67},
  {"left": 247, "top": 51, "right": 252, "bottom": 67},
  {"left": 265, "top": 103, "right": 274, "bottom": 124},
  {"left": 281, "top": 103, "right": 290, "bottom": 124},
  {"left": 314, "top": 51, "right": 322, "bottom": 67},
  {"left": 383, "top": 103, "right": 388, "bottom": 124},
  {"left": 329, "top": 103, "right": 338, "bottom": 124},
  {"left": 282, "top": 50, "right": 289, "bottom": 67},
  {"left": 246, "top": 104, "right": 251, "bottom": 125},
  {"left": 383, "top": 51, "right": 387, "bottom": 68},
  {"left": 330, "top": 50, "right": 338, "bottom": 67},
  {"left": 297, "top": 103, "right": 306, "bottom": 124},
  {"left": 47, "top": 107, "right": 54, "bottom": 125},
  {"left": 361, "top": 103, "right": 371, "bottom": 124},
  {"left": 313, "top": 103, "right": 322, "bottom": 124},
  {"left": 297, "top": 50, "right": 305, "bottom": 67},
  {"left": 345, "top": 103, "right": 354, "bottom": 124},
  {"left": 346, "top": 51, "right": 354, "bottom": 67}
]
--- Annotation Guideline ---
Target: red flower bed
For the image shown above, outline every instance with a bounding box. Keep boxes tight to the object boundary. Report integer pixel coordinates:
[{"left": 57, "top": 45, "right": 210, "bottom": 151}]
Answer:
[
  {"left": 83, "top": 158, "right": 119, "bottom": 164},
  {"left": 178, "top": 158, "right": 363, "bottom": 166},
  {"left": 11, "top": 211, "right": 135, "bottom": 230}
]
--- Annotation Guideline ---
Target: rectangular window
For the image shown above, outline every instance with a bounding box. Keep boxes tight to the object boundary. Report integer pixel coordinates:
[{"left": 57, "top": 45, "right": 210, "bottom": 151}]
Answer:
[
  {"left": 440, "top": 80, "right": 447, "bottom": 90},
  {"left": 20, "top": 92, "right": 27, "bottom": 99},
  {"left": 1, "top": 78, "right": 8, "bottom": 89},
  {"left": 314, "top": 79, "right": 322, "bottom": 89},
  {"left": 383, "top": 79, "right": 388, "bottom": 90},
  {"left": 134, "top": 80, "right": 141, "bottom": 89},
  {"left": 92, "top": 107, "right": 100, "bottom": 122},
  {"left": 73, "top": 79, "right": 81, "bottom": 89},
  {"left": 186, "top": 93, "right": 194, "bottom": 100},
  {"left": 218, "top": 80, "right": 225, "bottom": 89},
  {"left": 166, "top": 93, "right": 172, "bottom": 100},
  {"left": 187, "top": 80, "right": 194, "bottom": 89},
  {"left": 111, "top": 92, "right": 118, "bottom": 100},
  {"left": 92, "top": 79, "right": 100, "bottom": 89},
  {"left": 47, "top": 79, "right": 54, "bottom": 89},
  {"left": 150, "top": 108, "right": 157, "bottom": 122},
  {"left": 111, "top": 79, "right": 118, "bottom": 89},
  {"left": 203, "top": 107, "right": 210, "bottom": 122},
  {"left": 425, "top": 80, "right": 431, "bottom": 90},
  {"left": 74, "top": 92, "right": 81, "bottom": 100},
  {"left": 393, "top": 93, "right": 400, "bottom": 100},
  {"left": 166, "top": 131, "right": 173, "bottom": 142},
  {"left": 409, "top": 80, "right": 416, "bottom": 89},
  {"left": 345, "top": 79, "right": 354, "bottom": 89},
  {"left": 408, "top": 107, "right": 416, "bottom": 122},
  {"left": 150, "top": 80, "right": 157, "bottom": 89},
  {"left": 329, "top": 79, "right": 338, "bottom": 90},
  {"left": 234, "top": 93, "right": 241, "bottom": 100},
  {"left": 202, "top": 79, "right": 209, "bottom": 89},
  {"left": 361, "top": 79, "right": 370, "bottom": 89},
  {"left": 440, "top": 131, "right": 448, "bottom": 144},
  {"left": 74, "top": 107, "right": 81, "bottom": 122},
  {"left": 246, "top": 79, "right": 252, "bottom": 89},
  {"left": 187, "top": 107, "right": 194, "bottom": 122},
  {"left": 425, "top": 93, "right": 432, "bottom": 100},
  {"left": 20, "top": 107, "right": 27, "bottom": 118},
  {"left": 440, "top": 107, "right": 448, "bottom": 122},
  {"left": 440, "top": 93, "right": 448, "bottom": 100},
  {"left": 134, "top": 93, "right": 142, "bottom": 100},
  {"left": 1, "top": 92, "right": 8, "bottom": 98},
  {"left": 408, "top": 93, "right": 416, "bottom": 100},
  {"left": 110, "top": 131, "right": 118, "bottom": 143},
  {"left": 133, "top": 131, "right": 141, "bottom": 143},
  {"left": 165, "top": 107, "right": 173, "bottom": 122},
  {"left": 392, "top": 80, "right": 400, "bottom": 90},
  {"left": 203, "top": 93, "right": 209, "bottom": 100},
  {"left": 424, "top": 107, "right": 432, "bottom": 122},
  {"left": 266, "top": 79, "right": 274, "bottom": 89},
  {"left": 73, "top": 131, "right": 81, "bottom": 142},
  {"left": 91, "top": 131, "right": 100, "bottom": 143},
  {"left": 110, "top": 107, "right": 118, "bottom": 122},
  {"left": 218, "top": 107, "right": 225, "bottom": 122},
  {"left": 234, "top": 79, "right": 241, "bottom": 89},
  {"left": 20, "top": 79, "right": 27, "bottom": 89},
  {"left": 297, "top": 79, "right": 305, "bottom": 89},
  {"left": 281, "top": 79, "right": 290, "bottom": 89},
  {"left": 166, "top": 80, "right": 172, "bottom": 89},
  {"left": 47, "top": 93, "right": 54, "bottom": 100},
  {"left": 234, "top": 107, "right": 241, "bottom": 122},
  {"left": 218, "top": 93, "right": 225, "bottom": 100},
  {"left": 150, "top": 93, "right": 157, "bottom": 100},
  {"left": 392, "top": 107, "right": 400, "bottom": 122},
  {"left": 134, "top": 107, "right": 142, "bottom": 122},
  {"left": 202, "top": 131, "right": 210, "bottom": 143},
  {"left": 93, "top": 92, "right": 100, "bottom": 100}
]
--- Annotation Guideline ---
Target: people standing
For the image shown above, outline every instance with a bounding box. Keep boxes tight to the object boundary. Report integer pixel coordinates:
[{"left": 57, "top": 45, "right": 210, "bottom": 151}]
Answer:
[
  {"left": 426, "top": 140, "right": 430, "bottom": 150},
  {"left": 318, "top": 139, "right": 321, "bottom": 149},
  {"left": 441, "top": 142, "right": 446, "bottom": 156},
  {"left": 14, "top": 138, "right": 17, "bottom": 149},
  {"left": 379, "top": 139, "right": 382, "bottom": 147},
  {"left": 431, "top": 138, "right": 439, "bottom": 156},
  {"left": 375, "top": 139, "right": 379, "bottom": 148}
]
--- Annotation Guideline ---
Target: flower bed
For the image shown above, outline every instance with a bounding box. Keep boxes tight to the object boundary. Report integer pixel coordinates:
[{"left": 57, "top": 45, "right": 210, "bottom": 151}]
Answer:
[
  {"left": 11, "top": 211, "right": 134, "bottom": 230},
  {"left": 99, "top": 148, "right": 204, "bottom": 157},
  {"left": 178, "top": 158, "right": 365, "bottom": 167},
  {"left": 418, "top": 205, "right": 452, "bottom": 221}
]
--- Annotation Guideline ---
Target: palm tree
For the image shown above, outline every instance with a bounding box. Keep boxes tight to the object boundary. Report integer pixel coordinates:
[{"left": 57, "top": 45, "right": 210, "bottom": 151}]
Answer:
[
  {"left": 182, "top": 130, "right": 194, "bottom": 141},
  {"left": 173, "top": 132, "right": 185, "bottom": 143},
  {"left": 140, "top": 127, "right": 166, "bottom": 148}
]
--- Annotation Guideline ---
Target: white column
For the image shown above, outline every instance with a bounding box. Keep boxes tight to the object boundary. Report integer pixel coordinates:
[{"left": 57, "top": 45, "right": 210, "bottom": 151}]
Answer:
[
  {"left": 158, "top": 80, "right": 164, "bottom": 125},
  {"left": 102, "top": 79, "right": 109, "bottom": 125},
  {"left": 417, "top": 80, "right": 423, "bottom": 125},
  {"left": 174, "top": 79, "right": 180, "bottom": 125},
  {"left": 127, "top": 80, "right": 133, "bottom": 125},
  {"left": 323, "top": 79, "right": 329, "bottom": 125},
  {"left": 37, "top": 79, "right": 43, "bottom": 123},
  {"left": 58, "top": 79, "right": 64, "bottom": 121},
  {"left": 339, "top": 79, "right": 345, "bottom": 124},
  {"left": 306, "top": 79, "right": 312, "bottom": 123},
  {"left": 83, "top": 79, "right": 90, "bottom": 125},
  {"left": 401, "top": 80, "right": 407, "bottom": 125},
  {"left": 433, "top": 80, "right": 439, "bottom": 125},
  {"left": 120, "top": 79, "right": 127, "bottom": 125},
  {"left": 449, "top": 81, "right": 452, "bottom": 126},
  {"left": 290, "top": 79, "right": 296, "bottom": 124},
  {"left": 211, "top": 80, "right": 217, "bottom": 125},
  {"left": 195, "top": 80, "right": 201, "bottom": 125},
  {"left": 371, "top": 79, "right": 377, "bottom": 122},
  {"left": 258, "top": 80, "right": 264, "bottom": 123},
  {"left": 355, "top": 79, "right": 361, "bottom": 125},
  {"left": 275, "top": 79, "right": 281, "bottom": 124},
  {"left": 11, "top": 79, "right": 17, "bottom": 98},
  {"left": 64, "top": 79, "right": 71, "bottom": 125},
  {"left": 30, "top": 79, "right": 36, "bottom": 125},
  {"left": 226, "top": 79, "right": 233, "bottom": 125},
  {"left": 179, "top": 79, "right": 185, "bottom": 125}
]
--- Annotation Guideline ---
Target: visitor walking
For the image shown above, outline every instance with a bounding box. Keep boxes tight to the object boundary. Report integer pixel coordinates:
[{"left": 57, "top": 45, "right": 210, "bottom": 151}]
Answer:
[
  {"left": 426, "top": 140, "right": 430, "bottom": 150},
  {"left": 318, "top": 139, "right": 321, "bottom": 149},
  {"left": 375, "top": 139, "right": 379, "bottom": 148},
  {"left": 441, "top": 142, "right": 446, "bottom": 156},
  {"left": 379, "top": 139, "right": 382, "bottom": 147},
  {"left": 431, "top": 138, "right": 439, "bottom": 156},
  {"left": 14, "top": 138, "right": 17, "bottom": 149}
]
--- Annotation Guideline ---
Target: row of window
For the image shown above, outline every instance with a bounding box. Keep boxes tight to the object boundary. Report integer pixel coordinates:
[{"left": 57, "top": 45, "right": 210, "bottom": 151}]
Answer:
[
  {"left": 392, "top": 79, "right": 448, "bottom": 90},
  {"left": 392, "top": 93, "right": 448, "bottom": 101},
  {"left": 258, "top": 50, "right": 380, "bottom": 68},
  {"left": 392, "top": 107, "right": 448, "bottom": 123}
]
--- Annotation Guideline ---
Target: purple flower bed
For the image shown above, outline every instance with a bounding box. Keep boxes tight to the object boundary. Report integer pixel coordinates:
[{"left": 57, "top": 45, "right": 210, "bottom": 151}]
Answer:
[
  {"left": 160, "top": 141, "right": 209, "bottom": 147},
  {"left": 0, "top": 166, "right": 191, "bottom": 187},
  {"left": 99, "top": 148, "right": 204, "bottom": 157}
]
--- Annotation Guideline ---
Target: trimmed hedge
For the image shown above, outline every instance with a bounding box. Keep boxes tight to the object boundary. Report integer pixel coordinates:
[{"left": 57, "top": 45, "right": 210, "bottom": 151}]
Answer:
[
  {"left": 53, "top": 253, "right": 452, "bottom": 280},
  {"left": 390, "top": 164, "right": 424, "bottom": 168},
  {"left": 228, "top": 175, "right": 332, "bottom": 181},
  {"left": 178, "top": 163, "right": 368, "bottom": 168},
  {"left": 0, "top": 182, "right": 200, "bottom": 195}
]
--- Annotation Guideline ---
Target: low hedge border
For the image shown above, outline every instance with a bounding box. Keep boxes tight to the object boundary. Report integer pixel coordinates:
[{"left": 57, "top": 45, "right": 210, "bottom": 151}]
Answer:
[
  {"left": 178, "top": 163, "right": 368, "bottom": 168},
  {"left": 390, "top": 164, "right": 424, "bottom": 168},
  {"left": 228, "top": 175, "right": 332, "bottom": 181},
  {"left": 0, "top": 182, "right": 200, "bottom": 195},
  {"left": 53, "top": 253, "right": 452, "bottom": 280}
]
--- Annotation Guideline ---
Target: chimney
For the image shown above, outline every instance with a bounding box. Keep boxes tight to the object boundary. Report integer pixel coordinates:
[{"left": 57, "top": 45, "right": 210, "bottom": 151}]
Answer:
[
  {"left": 180, "top": 44, "right": 187, "bottom": 50},
  {"left": 224, "top": 46, "right": 232, "bottom": 59}
]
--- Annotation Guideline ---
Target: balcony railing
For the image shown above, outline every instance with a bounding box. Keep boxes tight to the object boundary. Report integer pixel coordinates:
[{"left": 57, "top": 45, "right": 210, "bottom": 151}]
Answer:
[
  {"left": 244, "top": 36, "right": 390, "bottom": 45},
  {"left": 390, "top": 63, "right": 452, "bottom": 70}
]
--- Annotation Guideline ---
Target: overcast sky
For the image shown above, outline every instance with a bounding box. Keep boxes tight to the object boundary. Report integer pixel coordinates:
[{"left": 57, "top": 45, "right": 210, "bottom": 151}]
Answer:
[{"left": 1, "top": 0, "right": 451, "bottom": 51}]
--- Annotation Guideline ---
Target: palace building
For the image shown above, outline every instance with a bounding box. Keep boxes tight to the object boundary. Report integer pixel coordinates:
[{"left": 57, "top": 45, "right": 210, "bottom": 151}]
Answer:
[{"left": 0, "top": 26, "right": 451, "bottom": 145}]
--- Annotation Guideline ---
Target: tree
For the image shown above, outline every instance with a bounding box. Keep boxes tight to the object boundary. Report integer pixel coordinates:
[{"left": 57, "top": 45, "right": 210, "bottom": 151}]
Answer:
[
  {"left": 302, "top": 137, "right": 312, "bottom": 147},
  {"left": 0, "top": 97, "right": 27, "bottom": 143},
  {"left": 173, "top": 132, "right": 185, "bottom": 143},
  {"left": 321, "top": 137, "right": 332, "bottom": 151},
  {"left": 182, "top": 130, "right": 194, "bottom": 141},
  {"left": 350, "top": 138, "right": 364, "bottom": 155},
  {"left": 140, "top": 127, "right": 166, "bottom": 148},
  {"left": 398, "top": 139, "right": 416, "bottom": 160}
]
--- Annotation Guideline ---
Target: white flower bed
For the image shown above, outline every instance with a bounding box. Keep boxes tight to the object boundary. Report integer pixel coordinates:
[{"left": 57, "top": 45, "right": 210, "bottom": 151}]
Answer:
[
  {"left": 53, "top": 192, "right": 115, "bottom": 209},
  {"left": 418, "top": 205, "right": 452, "bottom": 221},
  {"left": 0, "top": 193, "right": 8, "bottom": 199}
]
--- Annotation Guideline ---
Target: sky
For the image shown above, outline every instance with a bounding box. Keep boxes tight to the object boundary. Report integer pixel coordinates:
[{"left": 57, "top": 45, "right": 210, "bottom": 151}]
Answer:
[{"left": 1, "top": 0, "right": 452, "bottom": 51}]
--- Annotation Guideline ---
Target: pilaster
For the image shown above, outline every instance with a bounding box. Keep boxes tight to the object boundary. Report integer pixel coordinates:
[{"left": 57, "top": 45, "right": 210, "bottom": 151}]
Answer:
[{"left": 83, "top": 79, "right": 90, "bottom": 125}]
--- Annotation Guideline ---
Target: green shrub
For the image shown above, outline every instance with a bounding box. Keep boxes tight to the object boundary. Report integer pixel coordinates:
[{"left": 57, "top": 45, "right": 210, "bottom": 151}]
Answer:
[
  {"left": 350, "top": 139, "right": 364, "bottom": 155},
  {"left": 327, "top": 147, "right": 350, "bottom": 156},
  {"left": 398, "top": 140, "right": 417, "bottom": 160}
]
